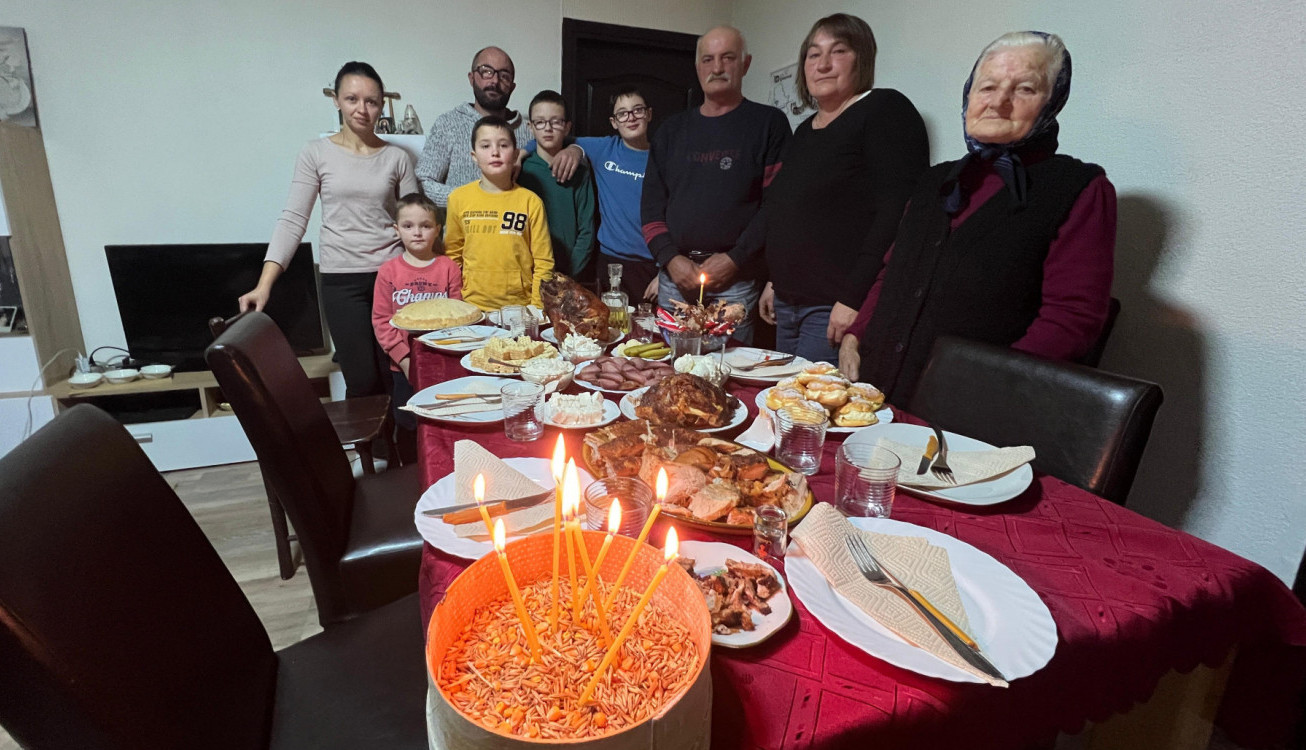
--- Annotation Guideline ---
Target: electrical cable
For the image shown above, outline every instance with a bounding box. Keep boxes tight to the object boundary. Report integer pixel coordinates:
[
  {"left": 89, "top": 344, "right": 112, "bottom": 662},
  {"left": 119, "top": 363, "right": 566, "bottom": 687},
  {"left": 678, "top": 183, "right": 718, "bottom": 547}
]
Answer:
[{"left": 22, "top": 347, "right": 79, "bottom": 442}]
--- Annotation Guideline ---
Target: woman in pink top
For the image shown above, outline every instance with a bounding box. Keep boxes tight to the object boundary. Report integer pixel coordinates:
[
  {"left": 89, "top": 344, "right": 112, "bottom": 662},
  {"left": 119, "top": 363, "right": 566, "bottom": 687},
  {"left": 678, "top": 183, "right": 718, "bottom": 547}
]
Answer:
[{"left": 239, "top": 62, "right": 418, "bottom": 400}]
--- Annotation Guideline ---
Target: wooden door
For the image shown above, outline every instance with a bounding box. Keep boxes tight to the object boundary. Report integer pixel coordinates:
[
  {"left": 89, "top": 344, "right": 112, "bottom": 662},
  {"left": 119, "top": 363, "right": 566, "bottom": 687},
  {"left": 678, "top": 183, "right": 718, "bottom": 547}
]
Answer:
[{"left": 561, "top": 19, "right": 701, "bottom": 138}]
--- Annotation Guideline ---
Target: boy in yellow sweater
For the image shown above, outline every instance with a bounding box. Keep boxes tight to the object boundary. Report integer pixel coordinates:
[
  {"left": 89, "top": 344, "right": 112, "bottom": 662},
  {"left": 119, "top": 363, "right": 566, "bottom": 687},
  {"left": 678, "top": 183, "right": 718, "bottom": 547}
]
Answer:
[{"left": 445, "top": 115, "right": 554, "bottom": 310}]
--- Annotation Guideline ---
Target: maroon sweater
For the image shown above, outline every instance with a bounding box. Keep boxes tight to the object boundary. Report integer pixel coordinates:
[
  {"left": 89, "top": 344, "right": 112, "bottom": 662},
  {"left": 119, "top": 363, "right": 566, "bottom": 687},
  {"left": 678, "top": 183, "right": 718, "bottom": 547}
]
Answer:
[{"left": 847, "top": 157, "right": 1115, "bottom": 361}]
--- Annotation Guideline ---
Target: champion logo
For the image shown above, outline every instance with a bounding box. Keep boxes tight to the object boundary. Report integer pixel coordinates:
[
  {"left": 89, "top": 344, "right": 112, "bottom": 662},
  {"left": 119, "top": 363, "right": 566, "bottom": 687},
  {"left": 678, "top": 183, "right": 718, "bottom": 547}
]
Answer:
[
  {"left": 719, "top": 157, "right": 733, "bottom": 170},
  {"left": 603, "top": 160, "right": 644, "bottom": 180}
]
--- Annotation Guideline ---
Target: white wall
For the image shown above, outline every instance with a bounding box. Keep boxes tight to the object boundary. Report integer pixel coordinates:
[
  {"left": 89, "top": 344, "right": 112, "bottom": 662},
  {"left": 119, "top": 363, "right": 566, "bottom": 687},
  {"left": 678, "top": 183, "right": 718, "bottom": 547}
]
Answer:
[
  {"left": 735, "top": 0, "right": 1306, "bottom": 583},
  {"left": 0, "top": 0, "right": 727, "bottom": 357}
]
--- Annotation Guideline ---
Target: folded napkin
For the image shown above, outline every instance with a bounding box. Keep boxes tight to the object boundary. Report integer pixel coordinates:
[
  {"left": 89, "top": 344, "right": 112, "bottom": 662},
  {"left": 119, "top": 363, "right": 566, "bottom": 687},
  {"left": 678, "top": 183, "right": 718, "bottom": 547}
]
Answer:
[
  {"left": 877, "top": 437, "right": 1034, "bottom": 489},
  {"left": 735, "top": 412, "right": 775, "bottom": 453},
  {"left": 792, "top": 503, "right": 1006, "bottom": 686},
  {"left": 450, "top": 441, "right": 553, "bottom": 540}
]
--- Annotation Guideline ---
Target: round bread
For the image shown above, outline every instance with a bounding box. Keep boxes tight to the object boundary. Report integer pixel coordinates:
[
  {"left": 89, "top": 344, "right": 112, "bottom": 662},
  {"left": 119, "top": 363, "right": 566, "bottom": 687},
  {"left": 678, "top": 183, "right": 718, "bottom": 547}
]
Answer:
[{"left": 391, "top": 298, "right": 482, "bottom": 330}]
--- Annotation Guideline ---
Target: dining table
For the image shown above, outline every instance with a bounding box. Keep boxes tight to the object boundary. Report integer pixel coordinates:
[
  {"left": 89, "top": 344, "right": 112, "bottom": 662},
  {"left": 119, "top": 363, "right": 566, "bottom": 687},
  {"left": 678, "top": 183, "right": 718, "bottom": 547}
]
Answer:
[{"left": 409, "top": 336, "right": 1306, "bottom": 749}]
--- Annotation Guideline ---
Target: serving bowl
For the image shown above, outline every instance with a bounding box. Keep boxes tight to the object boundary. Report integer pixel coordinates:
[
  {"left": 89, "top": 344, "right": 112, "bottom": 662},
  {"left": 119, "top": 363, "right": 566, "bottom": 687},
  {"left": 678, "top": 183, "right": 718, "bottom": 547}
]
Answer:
[
  {"left": 104, "top": 368, "right": 139, "bottom": 385},
  {"left": 68, "top": 372, "right": 103, "bottom": 389}
]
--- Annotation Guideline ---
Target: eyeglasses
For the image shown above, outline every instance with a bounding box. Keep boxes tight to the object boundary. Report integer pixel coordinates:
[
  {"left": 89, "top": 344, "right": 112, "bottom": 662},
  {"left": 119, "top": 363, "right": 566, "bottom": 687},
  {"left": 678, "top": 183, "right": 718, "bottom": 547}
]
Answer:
[
  {"left": 530, "top": 118, "right": 567, "bottom": 130},
  {"left": 611, "top": 105, "right": 650, "bottom": 122},
  {"left": 472, "top": 64, "right": 514, "bottom": 84}
]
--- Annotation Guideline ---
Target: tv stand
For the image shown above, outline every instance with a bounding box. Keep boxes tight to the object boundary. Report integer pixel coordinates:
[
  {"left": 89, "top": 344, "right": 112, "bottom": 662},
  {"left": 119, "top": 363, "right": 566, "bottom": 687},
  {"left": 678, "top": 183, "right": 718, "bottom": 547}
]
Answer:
[{"left": 48, "top": 354, "right": 338, "bottom": 471}]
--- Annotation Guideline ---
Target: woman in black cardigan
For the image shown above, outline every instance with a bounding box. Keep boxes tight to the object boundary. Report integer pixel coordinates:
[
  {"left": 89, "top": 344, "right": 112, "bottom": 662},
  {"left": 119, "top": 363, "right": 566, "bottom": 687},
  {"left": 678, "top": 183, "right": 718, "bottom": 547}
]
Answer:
[{"left": 759, "top": 13, "right": 929, "bottom": 364}]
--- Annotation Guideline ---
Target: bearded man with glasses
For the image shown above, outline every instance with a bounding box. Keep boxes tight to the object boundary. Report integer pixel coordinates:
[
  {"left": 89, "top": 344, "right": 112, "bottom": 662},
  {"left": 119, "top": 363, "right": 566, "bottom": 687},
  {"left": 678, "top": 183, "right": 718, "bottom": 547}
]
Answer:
[{"left": 417, "top": 46, "right": 532, "bottom": 207}]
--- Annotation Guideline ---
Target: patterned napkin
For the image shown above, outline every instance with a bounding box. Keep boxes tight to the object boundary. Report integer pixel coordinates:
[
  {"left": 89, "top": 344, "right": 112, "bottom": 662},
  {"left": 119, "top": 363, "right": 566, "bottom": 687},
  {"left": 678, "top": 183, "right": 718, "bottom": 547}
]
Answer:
[
  {"left": 877, "top": 437, "right": 1034, "bottom": 489},
  {"left": 735, "top": 412, "right": 775, "bottom": 453},
  {"left": 792, "top": 503, "right": 1006, "bottom": 686},
  {"left": 450, "top": 441, "right": 554, "bottom": 540}
]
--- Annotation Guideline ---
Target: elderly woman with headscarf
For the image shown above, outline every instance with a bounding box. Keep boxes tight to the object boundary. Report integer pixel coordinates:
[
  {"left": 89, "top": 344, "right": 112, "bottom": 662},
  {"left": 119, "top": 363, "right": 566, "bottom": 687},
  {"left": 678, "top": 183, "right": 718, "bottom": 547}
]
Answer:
[{"left": 838, "top": 31, "right": 1115, "bottom": 404}]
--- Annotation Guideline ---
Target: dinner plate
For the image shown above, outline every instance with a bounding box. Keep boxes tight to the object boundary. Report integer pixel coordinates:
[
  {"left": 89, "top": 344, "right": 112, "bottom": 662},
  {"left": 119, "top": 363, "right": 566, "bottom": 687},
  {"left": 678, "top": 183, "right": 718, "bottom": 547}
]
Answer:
[
  {"left": 406, "top": 376, "right": 514, "bottom": 425},
  {"left": 620, "top": 386, "right": 748, "bottom": 433},
  {"left": 678, "top": 541, "right": 793, "bottom": 649},
  {"left": 415, "top": 457, "right": 594, "bottom": 560},
  {"left": 785, "top": 516, "right": 1056, "bottom": 683},
  {"left": 572, "top": 360, "right": 674, "bottom": 394},
  {"left": 722, "top": 347, "right": 812, "bottom": 383},
  {"left": 541, "top": 326, "right": 625, "bottom": 348},
  {"left": 842, "top": 423, "right": 1034, "bottom": 506},
  {"left": 541, "top": 397, "right": 621, "bottom": 430},
  {"left": 485, "top": 305, "right": 545, "bottom": 326},
  {"left": 417, "top": 325, "right": 512, "bottom": 353},
  {"left": 755, "top": 387, "right": 894, "bottom": 433},
  {"left": 458, "top": 352, "right": 527, "bottom": 377},
  {"left": 611, "top": 340, "right": 673, "bottom": 361},
  {"left": 389, "top": 310, "right": 485, "bottom": 332}
]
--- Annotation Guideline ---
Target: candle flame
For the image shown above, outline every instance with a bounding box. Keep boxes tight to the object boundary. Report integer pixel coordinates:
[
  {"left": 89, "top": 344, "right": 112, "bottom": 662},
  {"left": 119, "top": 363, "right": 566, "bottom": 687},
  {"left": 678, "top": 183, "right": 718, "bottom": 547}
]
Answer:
[
  {"left": 607, "top": 499, "right": 621, "bottom": 533},
  {"left": 664, "top": 526, "right": 679, "bottom": 562},
  {"left": 551, "top": 434, "right": 566, "bottom": 481},
  {"left": 655, "top": 468, "right": 668, "bottom": 502},
  {"left": 493, "top": 517, "right": 507, "bottom": 552},
  {"left": 698, "top": 272, "right": 706, "bottom": 284},
  {"left": 563, "top": 459, "right": 580, "bottom": 520},
  {"left": 474, "top": 473, "right": 485, "bottom": 504}
]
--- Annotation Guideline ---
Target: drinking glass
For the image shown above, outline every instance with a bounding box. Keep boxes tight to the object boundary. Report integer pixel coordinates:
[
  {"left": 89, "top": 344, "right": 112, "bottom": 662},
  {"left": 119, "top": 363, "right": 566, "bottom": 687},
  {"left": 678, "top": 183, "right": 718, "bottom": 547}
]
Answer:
[
  {"left": 500, "top": 381, "right": 544, "bottom": 441},
  {"left": 774, "top": 405, "right": 827, "bottom": 475},
  {"left": 582, "top": 477, "right": 653, "bottom": 536},
  {"left": 667, "top": 330, "right": 702, "bottom": 358},
  {"left": 834, "top": 443, "right": 901, "bottom": 517},
  {"left": 500, "top": 305, "right": 527, "bottom": 337},
  {"left": 633, "top": 304, "right": 657, "bottom": 343},
  {"left": 753, "top": 504, "right": 788, "bottom": 561}
]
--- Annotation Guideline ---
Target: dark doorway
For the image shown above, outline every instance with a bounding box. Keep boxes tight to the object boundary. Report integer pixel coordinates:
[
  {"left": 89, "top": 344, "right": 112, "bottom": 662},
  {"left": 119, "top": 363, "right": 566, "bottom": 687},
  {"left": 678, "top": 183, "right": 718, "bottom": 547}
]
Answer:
[{"left": 561, "top": 19, "right": 701, "bottom": 138}]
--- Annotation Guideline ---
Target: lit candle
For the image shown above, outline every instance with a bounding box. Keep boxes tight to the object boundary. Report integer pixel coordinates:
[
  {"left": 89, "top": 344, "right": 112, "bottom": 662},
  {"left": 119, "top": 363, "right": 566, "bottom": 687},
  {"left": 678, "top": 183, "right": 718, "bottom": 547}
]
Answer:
[
  {"left": 603, "top": 468, "right": 666, "bottom": 613},
  {"left": 493, "top": 518, "right": 542, "bottom": 662},
  {"left": 578, "top": 500, "right": 621, "bottom": 608},
  {"left": 568, "top": 492, "right": 612, "bottom": 643},
  {"left": 698, "top": 272, "right": 706, "bottom": 306},
  {"left": 563, "top": 459, "right": 580, "bottom": 622},
  {"left": 550, "top": 435, "right": 565, "bottom": 630},
  {"left": 473, "top": 474, "right": 494, "bottom": 539},
  {"left": 579, "top": 527, "right": 679, "bottom": 706}
]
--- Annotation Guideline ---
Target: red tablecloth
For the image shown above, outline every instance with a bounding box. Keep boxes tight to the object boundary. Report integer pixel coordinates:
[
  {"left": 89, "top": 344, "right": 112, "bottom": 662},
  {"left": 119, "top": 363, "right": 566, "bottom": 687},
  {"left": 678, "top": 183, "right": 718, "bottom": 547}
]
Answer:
[{"left": 410, "top": 342, "right": 1306, "bottom": 748}]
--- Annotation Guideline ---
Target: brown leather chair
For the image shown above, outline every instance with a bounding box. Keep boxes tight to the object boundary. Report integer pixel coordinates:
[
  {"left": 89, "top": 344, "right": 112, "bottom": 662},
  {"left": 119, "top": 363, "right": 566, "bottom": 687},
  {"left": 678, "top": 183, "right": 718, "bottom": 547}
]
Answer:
[
  {"left": 209, "top": 313, "right": 396, "bottom": 580},
  {"left": 908, "top": 336, "right": 1163, "bottom": 506},
  {"left": 206, "top": 312, "right": 424, "bottom": 626},
  {"left": 0, "top": 405, "right": 428, "bottom": 749}
]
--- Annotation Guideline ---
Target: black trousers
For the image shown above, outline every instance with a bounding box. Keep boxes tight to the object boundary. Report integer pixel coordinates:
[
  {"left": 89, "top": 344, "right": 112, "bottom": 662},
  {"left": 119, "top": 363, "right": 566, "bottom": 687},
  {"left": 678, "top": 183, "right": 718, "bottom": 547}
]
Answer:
[
  {"left": 600, "top": 254, "right": 660, "bottom": 303},
  {"left": 320, "top": 272, "right": 389, "bottom": 400}
]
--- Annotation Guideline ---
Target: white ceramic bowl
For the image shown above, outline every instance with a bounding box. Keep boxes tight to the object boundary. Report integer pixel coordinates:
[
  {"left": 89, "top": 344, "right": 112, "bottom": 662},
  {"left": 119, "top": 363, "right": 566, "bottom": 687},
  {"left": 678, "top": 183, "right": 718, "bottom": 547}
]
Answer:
[
  {"left": 140, "top": 364, "right": 174, "bottom": 379},
  {"left": 68, "top": 372, "right": 103, "bottom": 389},
  {"left": 104, "top": 368, "right": 140, "bottom": 384}
]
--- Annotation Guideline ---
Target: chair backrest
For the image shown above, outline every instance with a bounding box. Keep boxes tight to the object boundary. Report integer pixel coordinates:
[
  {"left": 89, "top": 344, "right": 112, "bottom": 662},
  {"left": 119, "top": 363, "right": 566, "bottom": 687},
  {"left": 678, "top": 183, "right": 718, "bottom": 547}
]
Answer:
[
  {"left": 908, "top": 336, "right": 1163, "bottom": 505},
  {"left": 206, "top": 311, "right": 359, "bottom": 624},
  {"left": 1076, "top": 296, "right": 1122, "bottom": 368},
  {"left": 0, "top": 405, "right": 276, "bottom": 748},
  {"left": 208, "top": 309, "right": 252, "bottom": 340}
]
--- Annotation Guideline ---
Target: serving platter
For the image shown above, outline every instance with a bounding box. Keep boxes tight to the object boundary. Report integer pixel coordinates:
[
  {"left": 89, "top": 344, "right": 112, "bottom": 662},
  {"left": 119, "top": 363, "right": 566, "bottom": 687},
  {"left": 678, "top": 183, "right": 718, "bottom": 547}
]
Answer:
[
  {"left": 541, "top": 397, "right": 621, "bottom": 430},
  {"left": 722, "top": 347, "right": 812, "bottom": 383},
  {"left": 417, "top": 325, "right": 511, "bottom": 353},
  {"left": 678, "top": 540, "right": 793, "bottom": 648},
  {"left": 619, "top": 386, "right": 748, "bottom": 434},
  {"left": 406, "top": 376, "right": 513, "bottom": 425},
  {"left": 458, "top": 352, "right": 525, "bottom": 377},
  {"left": 755, "top": 386, "right": 894, "bottom": 433},
  {"left": 542, "top": 326, "right": 625, "bottom": 347},
  {"left": 390, "top": 310, "right": 485, "bottom": 332}
]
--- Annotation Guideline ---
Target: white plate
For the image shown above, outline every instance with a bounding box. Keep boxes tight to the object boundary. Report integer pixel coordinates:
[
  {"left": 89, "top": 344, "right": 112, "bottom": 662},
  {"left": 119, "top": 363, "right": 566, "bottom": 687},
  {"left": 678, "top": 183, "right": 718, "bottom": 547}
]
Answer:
[
  {"left": 390, "top": 310, "right": 485, "bottom": 332},
  {"left": 406, "top": 376, "right": 515, "bottom": 425},
  {"left": 723, "top": 348, "right": 811, "bottom": 383},
  {"left": 755, "top": 386, "right": 894, "bottom": 433},
  {"left": 573, "top": 360, "right": 675, "bottom": 394},
  {"left": 620, "top": 386, "right": 748, "bottom": 433},
  {"left": 542, "top": 326, "right": 625, "bottom": 348},
  {"left": 458, "top": 352, "right": 528, "bottom": 377},
  {"left": 785, "top": 516, "right": 1056, "bottom": 683},
  {"left": 612, "top": 340, "right": 673, "bottom": 361},
  {"left": 541, "top": 398, "right": 621, "bottom": 430},
  {"left": 417, "top": 325, "right": 512, "bottom": 353},
  {"left": 414, "top": 458, "right": 594, "bottom": 560},
  {"left": 842, "top": 423, "right": 1034, "bottom": 506},
  {"left": 486, "top": 305, "right": 545, "bottom": 326},
  {"left": 678, "top": 541, "right": 793, "bottom": 648}
]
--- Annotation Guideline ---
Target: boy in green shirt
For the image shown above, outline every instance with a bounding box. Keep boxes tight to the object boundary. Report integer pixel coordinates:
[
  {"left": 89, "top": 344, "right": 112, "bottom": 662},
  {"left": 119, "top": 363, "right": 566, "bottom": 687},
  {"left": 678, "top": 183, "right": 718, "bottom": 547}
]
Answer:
[{"left": 517, "top": 90, "right": 597, "bottom": 279}]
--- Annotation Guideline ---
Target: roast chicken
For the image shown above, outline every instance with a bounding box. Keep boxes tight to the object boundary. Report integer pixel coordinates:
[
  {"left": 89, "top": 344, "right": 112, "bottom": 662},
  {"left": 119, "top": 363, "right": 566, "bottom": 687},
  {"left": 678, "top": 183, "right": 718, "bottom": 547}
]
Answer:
[
  {"left": 635, "top": 373, "right": 734, "bottom": 429},
  {"left": 540, "top": 272, "right": 610, "bottom": 340}
]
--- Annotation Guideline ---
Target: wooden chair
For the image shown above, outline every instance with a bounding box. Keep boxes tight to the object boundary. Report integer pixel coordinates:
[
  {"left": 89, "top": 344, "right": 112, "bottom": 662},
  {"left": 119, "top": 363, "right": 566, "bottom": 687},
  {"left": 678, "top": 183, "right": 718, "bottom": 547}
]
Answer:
[
  {"left": 0, "top": 405, "right": 428, "bottom": 748},
  {"left": 209, "top": 313, "right": 396, "bottom": 579},
  {"left": 908, "top": 336, "right": 1163, "bottom": 506},
  {"left": 207, "top": 312, "right": 423, "bottom": 626}
]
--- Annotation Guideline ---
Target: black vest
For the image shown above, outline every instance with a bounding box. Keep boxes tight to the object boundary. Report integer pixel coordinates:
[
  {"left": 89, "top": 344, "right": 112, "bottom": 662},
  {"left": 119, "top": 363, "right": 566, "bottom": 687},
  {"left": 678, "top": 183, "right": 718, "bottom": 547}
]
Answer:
[{"left": 859, "top": 155, "right": 1103, "bottom": 405}]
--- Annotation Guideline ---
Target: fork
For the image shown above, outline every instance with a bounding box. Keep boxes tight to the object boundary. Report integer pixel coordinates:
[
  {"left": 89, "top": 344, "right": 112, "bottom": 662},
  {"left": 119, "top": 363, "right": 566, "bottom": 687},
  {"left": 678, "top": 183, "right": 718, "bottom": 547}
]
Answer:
[
  {"left": 928, "top": 424, "right": 956, "bottom": 484},
  {"left": 845, "top": 536, "right": 1005, "bottom": 681},
  {"left": 735, "top": 353, "right": 796, "bottom": 371}
]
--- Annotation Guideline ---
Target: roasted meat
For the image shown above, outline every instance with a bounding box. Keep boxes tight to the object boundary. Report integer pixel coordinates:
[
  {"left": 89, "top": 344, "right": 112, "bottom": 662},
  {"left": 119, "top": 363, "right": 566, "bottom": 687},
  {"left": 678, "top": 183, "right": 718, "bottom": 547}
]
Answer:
[
  {"left": 683, "top": 558, "right": 783, "bottom": 634},
  {"left": 540, "top": 272, "right": 610, "bottom": 340},
  {"left": 635, "top": 373, "right": 734, "bottom": 429}
]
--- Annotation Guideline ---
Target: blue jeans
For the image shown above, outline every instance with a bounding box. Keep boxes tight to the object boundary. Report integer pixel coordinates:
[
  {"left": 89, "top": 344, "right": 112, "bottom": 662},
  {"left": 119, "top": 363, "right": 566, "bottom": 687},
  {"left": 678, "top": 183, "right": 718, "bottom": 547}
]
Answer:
[
  {"left": 658, "top": 269, "right": 760, "bottom": 346},
  {"left": 774, "top": 298, "right": 839, "bottom": 364}
]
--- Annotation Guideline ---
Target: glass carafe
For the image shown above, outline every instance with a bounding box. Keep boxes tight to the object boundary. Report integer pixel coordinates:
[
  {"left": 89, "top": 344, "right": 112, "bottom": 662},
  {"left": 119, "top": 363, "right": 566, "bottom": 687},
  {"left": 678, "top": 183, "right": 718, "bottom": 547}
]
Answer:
[{"left": 602, "top": 264, "right": 630, "bottom": 335}]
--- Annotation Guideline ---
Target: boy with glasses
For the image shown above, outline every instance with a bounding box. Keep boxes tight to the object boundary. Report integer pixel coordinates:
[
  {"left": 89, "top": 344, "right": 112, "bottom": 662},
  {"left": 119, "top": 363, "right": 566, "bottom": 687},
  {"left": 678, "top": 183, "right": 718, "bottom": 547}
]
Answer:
[{"left": 516, "top": 91, "right": 596, "bottom": 278}]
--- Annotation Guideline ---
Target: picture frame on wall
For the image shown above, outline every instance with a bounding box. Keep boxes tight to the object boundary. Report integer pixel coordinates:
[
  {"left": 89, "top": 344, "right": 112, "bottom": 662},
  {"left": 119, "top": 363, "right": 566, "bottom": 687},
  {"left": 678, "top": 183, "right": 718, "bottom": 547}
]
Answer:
[{"left": 0, "top": 27, "right": 37, "bottom": 128}]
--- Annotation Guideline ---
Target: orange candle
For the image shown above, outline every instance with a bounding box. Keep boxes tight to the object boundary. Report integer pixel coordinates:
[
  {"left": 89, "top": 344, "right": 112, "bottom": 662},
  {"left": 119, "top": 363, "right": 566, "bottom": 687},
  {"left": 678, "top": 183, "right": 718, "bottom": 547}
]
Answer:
[
  {"left": 579, "top": 527, "right": 679, "bottom": 706},
  {"left": 493, "top": 519, "right": 542, "bottom": 662},
  {"left": 473, "top": 474, "right": 494, "bottom": 539},
  {"left": 603, "top": 467, "right": 666, "bottom": 613},
  {"left": 550, "top": 435, "right": 566, "bottom": 630},
  {"left": 563, "top": 459, "right": 580, "bottom": 621}
]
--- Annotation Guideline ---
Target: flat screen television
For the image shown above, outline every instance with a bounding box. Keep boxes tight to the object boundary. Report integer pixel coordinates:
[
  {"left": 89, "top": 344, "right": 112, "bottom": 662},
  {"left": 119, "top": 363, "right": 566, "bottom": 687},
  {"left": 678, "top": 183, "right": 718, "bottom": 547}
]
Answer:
[{"left": 105, "top": 243, "right": 326, "bottom": 372}]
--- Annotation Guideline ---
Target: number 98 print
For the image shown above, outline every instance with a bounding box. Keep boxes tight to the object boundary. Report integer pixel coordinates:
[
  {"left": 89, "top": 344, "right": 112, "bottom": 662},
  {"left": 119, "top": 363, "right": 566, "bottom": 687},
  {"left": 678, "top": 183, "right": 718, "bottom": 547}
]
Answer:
[{"left": 499, "top": 211, "right": 527, "bottom": 234}]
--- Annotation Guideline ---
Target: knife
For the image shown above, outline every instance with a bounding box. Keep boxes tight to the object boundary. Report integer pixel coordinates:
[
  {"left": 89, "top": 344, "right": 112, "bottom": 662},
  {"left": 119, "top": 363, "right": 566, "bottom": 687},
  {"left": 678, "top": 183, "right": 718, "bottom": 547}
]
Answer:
[
  {"left": 422, "top": 487, "right": 554, "bottom": 524},
  {"left": 916, "top": 434, "right": 939, "bottom": 475}
]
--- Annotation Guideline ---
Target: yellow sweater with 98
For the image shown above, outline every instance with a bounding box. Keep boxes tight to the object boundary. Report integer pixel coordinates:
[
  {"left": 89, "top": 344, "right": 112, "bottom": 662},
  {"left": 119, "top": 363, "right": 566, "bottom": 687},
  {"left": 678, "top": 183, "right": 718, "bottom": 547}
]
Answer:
[{"left": 445, "top": 182, "right": 554, "bottom": 310}]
